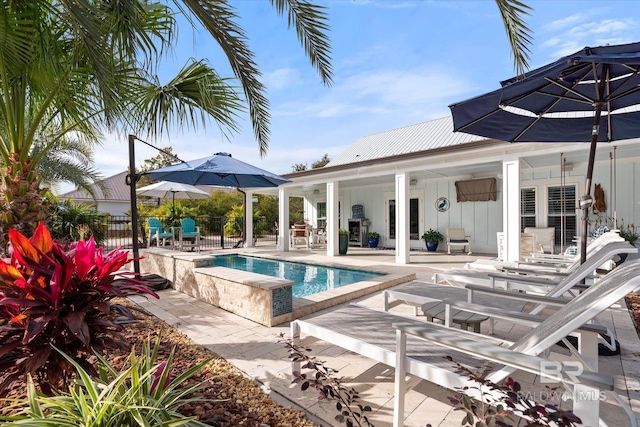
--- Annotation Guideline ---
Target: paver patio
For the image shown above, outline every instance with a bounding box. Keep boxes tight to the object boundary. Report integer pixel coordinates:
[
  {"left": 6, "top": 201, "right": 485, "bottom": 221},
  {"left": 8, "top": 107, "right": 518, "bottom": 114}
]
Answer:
[{"left": 130, "top": 246, "right": 640, "bottom": 426}]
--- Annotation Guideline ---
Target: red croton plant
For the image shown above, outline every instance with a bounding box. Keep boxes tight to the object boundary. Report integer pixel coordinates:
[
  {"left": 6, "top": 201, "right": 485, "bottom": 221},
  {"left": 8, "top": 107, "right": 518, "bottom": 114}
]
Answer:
[{"left": 0, "top": 222, "right": 158, "bottom": 395}]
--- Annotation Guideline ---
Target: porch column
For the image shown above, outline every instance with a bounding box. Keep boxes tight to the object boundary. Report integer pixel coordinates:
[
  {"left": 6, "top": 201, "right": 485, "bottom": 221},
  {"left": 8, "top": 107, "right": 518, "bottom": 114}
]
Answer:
[
  {"left": 244, "top": 190, "right": 253, "bottom": 247},
  {"left": 327, "top": 180, "right": 339, "bottom": 256},
  {"left": 395, "top": 172, "right": 410, "bottom": 264},
  {"left": 502, "top": 158, "right": 521, "bottom": 262},
  {"left": 278, "top": 187, "right": 290, "bottom": 251}
]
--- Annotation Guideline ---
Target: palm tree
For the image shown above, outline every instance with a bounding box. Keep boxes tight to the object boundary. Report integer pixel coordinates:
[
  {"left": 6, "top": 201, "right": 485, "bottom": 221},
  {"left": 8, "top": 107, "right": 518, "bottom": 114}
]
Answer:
[{"left": 0, "top": 0, "right": 333, "bottom": 251}]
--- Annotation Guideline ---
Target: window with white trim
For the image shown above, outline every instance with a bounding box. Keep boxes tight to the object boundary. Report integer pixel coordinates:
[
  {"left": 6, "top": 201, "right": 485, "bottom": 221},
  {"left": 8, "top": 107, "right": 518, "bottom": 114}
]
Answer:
[
  {"left": 521, "top": 187, "right": 536, "bottom": 231},
  {"left": 547, "top": 185, "right": 576, "bottom": 248},
  {"left": 316, "top": 202, "right": 326, "bottom": 229}
]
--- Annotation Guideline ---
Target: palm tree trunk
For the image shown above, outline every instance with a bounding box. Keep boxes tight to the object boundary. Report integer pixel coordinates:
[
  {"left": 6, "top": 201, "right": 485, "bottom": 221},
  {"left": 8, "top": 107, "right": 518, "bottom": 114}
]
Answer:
[{"left": 0, "top": 154, "right": 50, "bottom": 254}]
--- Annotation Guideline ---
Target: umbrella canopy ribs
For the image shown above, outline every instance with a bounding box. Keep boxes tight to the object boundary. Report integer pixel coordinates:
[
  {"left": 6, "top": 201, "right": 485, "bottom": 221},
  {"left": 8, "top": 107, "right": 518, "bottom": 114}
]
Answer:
[{"left": 449, "top": 41, "right": 640, "bottom": 264}]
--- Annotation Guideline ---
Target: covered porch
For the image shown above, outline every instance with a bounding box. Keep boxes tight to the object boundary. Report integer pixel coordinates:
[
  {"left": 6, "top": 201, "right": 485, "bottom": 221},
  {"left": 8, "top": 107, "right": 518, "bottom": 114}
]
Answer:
[{"left": 257, "top": 123, "right": 640, "bottom": 264}]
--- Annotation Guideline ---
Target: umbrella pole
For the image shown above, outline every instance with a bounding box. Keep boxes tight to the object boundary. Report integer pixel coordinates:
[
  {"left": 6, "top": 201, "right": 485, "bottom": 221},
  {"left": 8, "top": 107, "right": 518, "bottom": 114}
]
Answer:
[
  {"left": 128, "top": 135, "right": 141, "bottom": 274},
  {"left": 238, "top": 188, "right": 246, "bottom": 244},
  {"left": 580, "top": 104, "right": 604, "bottom": 264},
  {"left": 172, "top": 192, "right": 176, "bottom": 220}
]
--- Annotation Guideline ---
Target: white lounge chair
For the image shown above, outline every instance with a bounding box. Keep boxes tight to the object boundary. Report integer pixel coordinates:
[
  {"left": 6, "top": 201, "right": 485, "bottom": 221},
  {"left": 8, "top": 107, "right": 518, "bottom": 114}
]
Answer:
[
  {"left": 386, "top": 241, "right": 638, "bottom": 351},
  {"left": 291, "top": 260, "right": 640, "bottom": 427},
  {"left": 434, "top": 232, "right": 631, "bottom": 288}
]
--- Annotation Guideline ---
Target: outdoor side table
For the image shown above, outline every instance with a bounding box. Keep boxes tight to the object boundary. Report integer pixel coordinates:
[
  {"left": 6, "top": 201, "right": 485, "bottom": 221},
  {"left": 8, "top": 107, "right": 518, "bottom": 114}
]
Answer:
[{"left": 420, "top": 301, "right": 489, "bottom": 333}]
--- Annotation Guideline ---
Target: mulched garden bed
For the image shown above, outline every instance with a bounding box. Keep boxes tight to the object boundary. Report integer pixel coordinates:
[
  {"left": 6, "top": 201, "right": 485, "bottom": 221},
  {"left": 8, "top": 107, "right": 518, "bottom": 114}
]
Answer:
[{"left": 1, "top": 300, "right": 316, "bottom": 427}]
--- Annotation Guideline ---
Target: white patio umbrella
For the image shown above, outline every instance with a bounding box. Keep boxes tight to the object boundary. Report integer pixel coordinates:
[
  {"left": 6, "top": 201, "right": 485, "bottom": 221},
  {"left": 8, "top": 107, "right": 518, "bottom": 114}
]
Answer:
[{"left": 136, "top": 181, "right": 210, "bottom": 215}]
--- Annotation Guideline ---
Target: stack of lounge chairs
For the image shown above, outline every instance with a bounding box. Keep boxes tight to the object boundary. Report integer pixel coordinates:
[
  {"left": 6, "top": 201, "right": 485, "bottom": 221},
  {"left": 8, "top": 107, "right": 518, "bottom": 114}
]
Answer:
[{"left": 290, "top": 237, "right": 640, "bottom": 427}]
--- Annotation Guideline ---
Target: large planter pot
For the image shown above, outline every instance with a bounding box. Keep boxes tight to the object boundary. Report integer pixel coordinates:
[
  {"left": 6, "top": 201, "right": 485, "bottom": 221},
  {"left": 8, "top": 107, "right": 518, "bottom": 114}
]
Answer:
[
  {"left": 339, "top": 234, "right": 349, "bottom": 255},
  {"left": 368, "top": 237, "right": 379, "bottom": 248},
  {"left": 425, "top": 241, "right": 439, "bottom": 252}
]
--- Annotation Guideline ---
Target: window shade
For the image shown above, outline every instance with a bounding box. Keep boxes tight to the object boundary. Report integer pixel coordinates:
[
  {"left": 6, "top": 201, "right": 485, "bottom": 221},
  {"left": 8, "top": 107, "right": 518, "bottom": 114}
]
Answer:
[{"left": 454, "top": 178, "right": 497, "bottom": 202}]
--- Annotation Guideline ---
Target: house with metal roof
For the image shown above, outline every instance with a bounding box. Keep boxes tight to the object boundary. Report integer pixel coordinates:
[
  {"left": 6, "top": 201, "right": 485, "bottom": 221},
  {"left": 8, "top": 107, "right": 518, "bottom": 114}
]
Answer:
[
  {"left": 269, "top": 116, "right": 640, "bottom": 263},
  {"left": 60, "top": 171, "right": 131, "bottom": 216}
]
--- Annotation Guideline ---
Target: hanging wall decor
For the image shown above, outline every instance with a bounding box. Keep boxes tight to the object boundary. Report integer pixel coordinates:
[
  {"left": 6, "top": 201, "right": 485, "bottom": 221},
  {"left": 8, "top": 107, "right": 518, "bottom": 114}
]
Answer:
[{"left": 435, "top": 197, "right": 450, "bottom": 212}]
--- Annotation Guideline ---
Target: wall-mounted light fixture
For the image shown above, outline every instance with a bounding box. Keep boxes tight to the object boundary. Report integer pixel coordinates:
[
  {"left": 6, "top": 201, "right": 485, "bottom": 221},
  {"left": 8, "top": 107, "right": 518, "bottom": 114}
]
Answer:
[
  {"left": 313, "top": 189, "right": 320, "bottom": 195},
  {"left": 409, "top": 179, "right": 418, "bottom": 186}
]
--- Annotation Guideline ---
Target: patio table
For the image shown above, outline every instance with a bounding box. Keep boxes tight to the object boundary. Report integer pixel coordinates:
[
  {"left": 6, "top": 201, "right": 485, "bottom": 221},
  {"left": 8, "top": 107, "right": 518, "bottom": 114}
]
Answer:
[{"left": 420, "top": 301, "right": 488, "bottom": 333}]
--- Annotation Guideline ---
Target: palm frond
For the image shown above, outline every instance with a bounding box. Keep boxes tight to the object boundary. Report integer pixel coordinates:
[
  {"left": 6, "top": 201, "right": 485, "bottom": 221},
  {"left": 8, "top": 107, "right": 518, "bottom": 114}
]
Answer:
[
  {"left": 178, "top": 0, "right": 271, "bottom": 156},
  {"left": 495, "top": 0, "right": 533, "bottom": 77},
  {"left": 270, "top": 0, "right": 333, "bottom": 86},
  {"left": 32, "top": 136, "right": 106, "bottom": 200},
  {"left": 129, "top": 60, "right": 244, "bottom": 140},
  {"left": 100, "top": 0, "right": 175, "bottom": 72}
]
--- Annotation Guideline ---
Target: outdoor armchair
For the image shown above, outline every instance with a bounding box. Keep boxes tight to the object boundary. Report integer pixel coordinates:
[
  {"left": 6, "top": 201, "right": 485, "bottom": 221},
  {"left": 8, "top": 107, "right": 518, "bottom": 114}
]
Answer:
[
  {"left": 147, "top": 218, "right": 175, "bottom": 248},
  {"left": 524, "top": 226, "right": 555, "bottom": 254},
  {"left": 178, "top": 218, "right": 201, "bottom": 252},
  {"left": 446, "top": 228, "right": 471, "bottom": 254}
]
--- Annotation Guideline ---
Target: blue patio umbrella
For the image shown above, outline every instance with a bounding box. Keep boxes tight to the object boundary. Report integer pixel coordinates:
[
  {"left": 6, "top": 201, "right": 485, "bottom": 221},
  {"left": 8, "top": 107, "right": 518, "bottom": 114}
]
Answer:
[
  {"left": 146, "top": 152, "right": 290, "bottom": 244},
  {"left": 449, "top": 41, "right": 640, "bottom": 264},
  {"left": 146, "top": 152, "right": 290, "bottom": 187}
]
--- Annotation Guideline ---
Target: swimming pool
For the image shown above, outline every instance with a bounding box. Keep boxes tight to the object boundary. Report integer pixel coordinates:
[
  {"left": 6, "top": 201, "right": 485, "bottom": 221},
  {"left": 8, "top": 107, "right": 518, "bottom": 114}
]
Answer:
[{"left": 211, "top": 254, "right": 383, "bottom": 298}]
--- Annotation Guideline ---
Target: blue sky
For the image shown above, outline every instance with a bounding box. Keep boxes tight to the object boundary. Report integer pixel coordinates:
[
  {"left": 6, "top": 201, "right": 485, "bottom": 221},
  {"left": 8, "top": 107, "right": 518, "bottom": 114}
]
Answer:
[{"left": 56, "top": 0, "right": 639, "bottom": 195}]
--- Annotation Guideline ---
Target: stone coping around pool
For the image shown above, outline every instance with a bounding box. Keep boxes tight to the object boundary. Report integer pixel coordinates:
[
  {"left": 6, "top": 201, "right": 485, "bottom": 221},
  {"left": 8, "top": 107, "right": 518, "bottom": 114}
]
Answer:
[{"left": 137, "top": 247, "right": 415, "bottom": 327}]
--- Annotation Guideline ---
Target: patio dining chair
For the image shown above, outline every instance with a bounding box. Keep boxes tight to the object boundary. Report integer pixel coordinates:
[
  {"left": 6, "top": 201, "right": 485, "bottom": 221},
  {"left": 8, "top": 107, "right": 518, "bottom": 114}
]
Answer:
[
  {"left": 290, "top": 221, "right": 310, "bottom": 249},
  {"left": 178, "top": 218, "right": 201, "bottom": 252},
  {"left": 147, "top": 218, "right": 175, "bottom": 248},
  {"left": 312, "top": 224, "right": 327, "bottom": 248}
]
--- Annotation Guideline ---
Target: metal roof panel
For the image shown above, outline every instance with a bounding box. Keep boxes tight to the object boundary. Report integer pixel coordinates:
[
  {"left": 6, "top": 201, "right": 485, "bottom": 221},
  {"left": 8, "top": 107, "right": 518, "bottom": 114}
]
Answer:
[{"left": 328, "top": 116, "right": 484, "bottom": 167}]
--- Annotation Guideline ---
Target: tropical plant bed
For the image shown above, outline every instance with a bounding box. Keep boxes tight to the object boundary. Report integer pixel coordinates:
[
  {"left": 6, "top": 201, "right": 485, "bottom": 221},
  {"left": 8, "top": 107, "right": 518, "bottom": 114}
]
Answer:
[
  {"left": 1, "top": 298, "right": 316, "bottom": 427},
  {"left": 625, "top": 292, "right": 640, "bottom": 339}
]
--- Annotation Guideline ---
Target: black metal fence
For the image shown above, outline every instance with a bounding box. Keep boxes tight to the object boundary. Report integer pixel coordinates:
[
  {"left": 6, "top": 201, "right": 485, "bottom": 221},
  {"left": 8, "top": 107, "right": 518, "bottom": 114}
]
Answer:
[{"left": 48, "top": 214, "right": 278, "bottom": 251}]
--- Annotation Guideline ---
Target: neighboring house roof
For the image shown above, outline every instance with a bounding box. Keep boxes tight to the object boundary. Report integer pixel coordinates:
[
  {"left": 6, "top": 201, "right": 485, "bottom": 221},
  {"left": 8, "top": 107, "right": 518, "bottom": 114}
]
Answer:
[
  {"left": 327, "top": 116, "right": 485, "bottom": 167},
  {"left": 61, "top": 171, "right": 130, "bottom": 201}
]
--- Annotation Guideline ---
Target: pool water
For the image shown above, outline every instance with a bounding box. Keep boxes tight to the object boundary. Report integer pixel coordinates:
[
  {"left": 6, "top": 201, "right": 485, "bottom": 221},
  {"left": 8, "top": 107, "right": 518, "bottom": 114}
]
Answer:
[{"left": 211, "top": 255, "right": 382, "bottom": 298}]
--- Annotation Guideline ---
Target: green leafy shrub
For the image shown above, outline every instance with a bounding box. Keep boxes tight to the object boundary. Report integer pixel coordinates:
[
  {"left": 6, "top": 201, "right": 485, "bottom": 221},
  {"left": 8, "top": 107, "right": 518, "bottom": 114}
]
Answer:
[
  {"left": 0, "top": 223, "right": 158, "bottom": 396},
  {"left": 48, "top": 199, "right": 108, "bottom": 246},
  {"left": 0, "top": 334, "right": 215, "bottom": 426},
  {"left": 224, "top": 205, "right": 244, "bottom": 237}
]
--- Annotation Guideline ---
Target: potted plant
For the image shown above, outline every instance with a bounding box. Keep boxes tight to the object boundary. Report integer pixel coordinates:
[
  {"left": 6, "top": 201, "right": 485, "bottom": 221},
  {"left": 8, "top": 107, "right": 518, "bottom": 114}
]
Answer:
[
  {"left": 367, "top": 231, "right": 380, "bottom": 248},
  {"left": 421, "top": 228, "right": 444, "bottom": 251},
  {"left": 616, "top": 222, "right": 640, "bottom": 265},
  {"left": 338, "top": 228, "right": 349, "bottom": 255},
  {"left": 619, "top": 223, "right": 640, "bottom": 247}
]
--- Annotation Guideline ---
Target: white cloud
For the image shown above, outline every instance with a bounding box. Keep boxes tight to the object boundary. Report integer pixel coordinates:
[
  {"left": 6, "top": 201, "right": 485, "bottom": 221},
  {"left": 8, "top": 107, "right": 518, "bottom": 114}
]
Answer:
[
  {"left": 542, "top": 13, "right": 589, "bottom": 33},
  {"left": 279, "top": 66, "right": 473, "bottom": 121},
  {"left": 264, "top": 68, "right": 302, "bottom": 90},
  {"left": 539, "top": 10, "right": 637, "bottom": 59}
]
